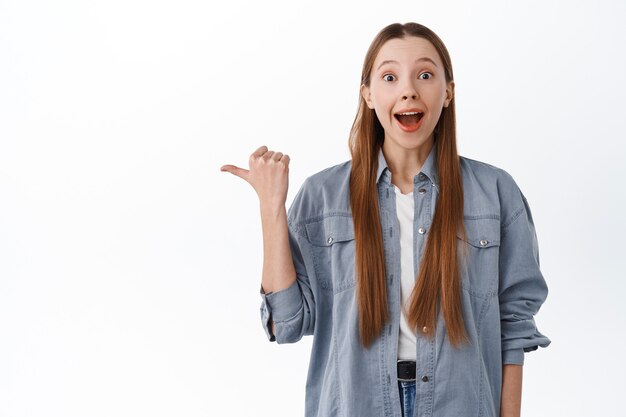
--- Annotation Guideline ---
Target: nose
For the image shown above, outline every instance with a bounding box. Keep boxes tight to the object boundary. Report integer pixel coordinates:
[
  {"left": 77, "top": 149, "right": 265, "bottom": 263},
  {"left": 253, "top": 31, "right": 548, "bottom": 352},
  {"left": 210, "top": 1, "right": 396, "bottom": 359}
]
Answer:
[{"left": 401, "top": 80, "right": 419, "bottom": 100}]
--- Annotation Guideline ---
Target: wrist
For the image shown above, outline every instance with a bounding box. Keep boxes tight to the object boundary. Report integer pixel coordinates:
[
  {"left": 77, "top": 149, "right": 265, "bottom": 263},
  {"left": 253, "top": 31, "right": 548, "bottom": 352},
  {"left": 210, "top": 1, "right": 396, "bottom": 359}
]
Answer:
[{"left": 259, "top": 201, "right": 287, "bottom": 221}]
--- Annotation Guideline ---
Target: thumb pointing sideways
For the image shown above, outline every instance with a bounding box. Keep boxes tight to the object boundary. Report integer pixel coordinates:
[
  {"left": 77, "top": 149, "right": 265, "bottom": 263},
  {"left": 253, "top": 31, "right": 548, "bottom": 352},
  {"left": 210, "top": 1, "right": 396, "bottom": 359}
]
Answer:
[{"left": 220, "top": 164, "right": 249, "bottom": 182}]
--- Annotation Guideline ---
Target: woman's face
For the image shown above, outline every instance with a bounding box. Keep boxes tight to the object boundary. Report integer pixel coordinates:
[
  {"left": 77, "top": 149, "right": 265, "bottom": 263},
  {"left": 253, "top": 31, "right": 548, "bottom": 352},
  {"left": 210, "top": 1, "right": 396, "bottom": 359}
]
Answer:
[{"left": 361, "top": 36, "right": 454, "bottom": 154}]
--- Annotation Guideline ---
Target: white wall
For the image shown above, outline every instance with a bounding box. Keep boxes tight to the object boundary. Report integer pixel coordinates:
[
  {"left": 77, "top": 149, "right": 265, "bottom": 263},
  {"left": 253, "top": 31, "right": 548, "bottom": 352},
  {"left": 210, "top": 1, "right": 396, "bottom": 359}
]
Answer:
[{"left": 1, "top": 0, "right": 624, "bottom": 415}]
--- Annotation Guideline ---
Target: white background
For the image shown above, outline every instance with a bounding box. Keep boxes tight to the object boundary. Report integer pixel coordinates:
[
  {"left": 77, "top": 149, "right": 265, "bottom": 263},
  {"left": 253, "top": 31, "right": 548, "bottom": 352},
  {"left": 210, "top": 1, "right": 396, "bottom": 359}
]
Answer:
[{"left": 1, "top": 0, "right": 625, "bottom": 416}]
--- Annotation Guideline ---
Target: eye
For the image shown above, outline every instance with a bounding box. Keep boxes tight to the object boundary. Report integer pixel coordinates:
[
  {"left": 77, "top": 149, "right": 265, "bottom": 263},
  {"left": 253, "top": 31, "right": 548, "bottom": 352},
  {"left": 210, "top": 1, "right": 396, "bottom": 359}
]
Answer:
[
  {"left": 419, "top": 72, "right": 433, "bottom": 80},
  {"left": 383, "top": 74, "right": 396, "bottom": 82}
]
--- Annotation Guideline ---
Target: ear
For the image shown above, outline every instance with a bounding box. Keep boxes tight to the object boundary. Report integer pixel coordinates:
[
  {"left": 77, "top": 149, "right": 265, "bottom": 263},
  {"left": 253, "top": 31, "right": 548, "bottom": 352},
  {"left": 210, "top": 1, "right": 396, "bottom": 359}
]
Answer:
[
  {"left": 360, "top": 84, "right": 374, "bottom": 109},
  {"left": 443, "top": 81, "right": 455, "bottom": 108}
]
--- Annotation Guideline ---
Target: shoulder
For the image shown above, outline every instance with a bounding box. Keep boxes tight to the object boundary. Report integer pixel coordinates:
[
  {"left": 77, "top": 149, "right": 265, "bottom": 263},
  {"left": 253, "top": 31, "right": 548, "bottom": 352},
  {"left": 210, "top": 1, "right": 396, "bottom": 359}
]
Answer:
[
  {"left": 287, "top": 159, "right": 353, "bottom": 227},
  {"left": 458, "top": 155, "right": 527, "bottom": 225},
  {"left": 459, "top": 155, "right": 516, "bottom": 186},
  {"left": 305, "top": 159, "right": 352, "bottom": 192}
]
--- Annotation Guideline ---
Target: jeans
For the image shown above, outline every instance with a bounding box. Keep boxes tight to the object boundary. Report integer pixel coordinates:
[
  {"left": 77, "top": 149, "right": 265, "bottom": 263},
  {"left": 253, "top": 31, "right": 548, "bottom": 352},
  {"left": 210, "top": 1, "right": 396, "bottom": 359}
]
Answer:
[{"left": 398, "top": 380, "right": 416, "bottom": 417}]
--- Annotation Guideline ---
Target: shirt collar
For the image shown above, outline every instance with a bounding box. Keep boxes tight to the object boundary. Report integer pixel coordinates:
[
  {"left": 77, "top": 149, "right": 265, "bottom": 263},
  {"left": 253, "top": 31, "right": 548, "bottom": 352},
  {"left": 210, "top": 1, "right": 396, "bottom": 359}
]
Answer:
[{"left": 375, "top": 144, "right": 439, "bottom": 187}]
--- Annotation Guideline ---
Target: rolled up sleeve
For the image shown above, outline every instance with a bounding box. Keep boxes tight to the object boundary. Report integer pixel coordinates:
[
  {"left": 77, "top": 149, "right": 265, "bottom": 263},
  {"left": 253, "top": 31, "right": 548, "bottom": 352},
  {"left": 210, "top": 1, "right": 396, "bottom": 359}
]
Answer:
[
  {"left": 499, "top": 191, "right": 551, "bottom": 365},
  {"left": 259, "top": 222, "right": 315, "bottom": 344}
]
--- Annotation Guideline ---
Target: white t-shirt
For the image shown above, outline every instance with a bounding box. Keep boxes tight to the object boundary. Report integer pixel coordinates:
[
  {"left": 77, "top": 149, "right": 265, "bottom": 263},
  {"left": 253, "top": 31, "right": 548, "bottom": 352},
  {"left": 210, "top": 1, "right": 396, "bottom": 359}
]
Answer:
[{"left": 393, "top": 184, "right": 418, "bottom": 361}]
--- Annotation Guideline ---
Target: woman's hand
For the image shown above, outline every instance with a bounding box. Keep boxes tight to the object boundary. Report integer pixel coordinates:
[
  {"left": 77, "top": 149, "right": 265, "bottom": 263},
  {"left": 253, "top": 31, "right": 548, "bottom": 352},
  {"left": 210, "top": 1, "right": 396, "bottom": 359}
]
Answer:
[{"left": 220, "top": 145, "right": 290, "bottom": 211}]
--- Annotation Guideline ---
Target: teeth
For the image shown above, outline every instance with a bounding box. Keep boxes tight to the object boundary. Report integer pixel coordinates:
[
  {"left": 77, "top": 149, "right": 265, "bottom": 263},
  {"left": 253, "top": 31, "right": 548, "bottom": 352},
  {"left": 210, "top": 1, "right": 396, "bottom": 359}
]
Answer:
[{"left": 398, "top": 112, "right": 421, "bottom": 115}]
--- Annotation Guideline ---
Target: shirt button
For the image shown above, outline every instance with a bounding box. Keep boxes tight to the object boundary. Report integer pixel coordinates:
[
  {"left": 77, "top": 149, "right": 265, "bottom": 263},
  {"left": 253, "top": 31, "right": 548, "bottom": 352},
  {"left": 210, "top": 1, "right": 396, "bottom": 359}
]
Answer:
[
  {"left": 327, "top": 237, "right": 334, "bottom": 244},
  {"left": 418, "top": 188, "right": 426, "bottom": 194},
  {"left": 418, "top": 173, "right": 426, "bottom": 180},
  {"left": 421, "top": 375, "right": 429, "bottom": 382},
  {"left": 418, "top": 227, "right": 426, "bottom": 234},
  {"left": 479, "top": 239, "right": 488, "bottom": 246},
  {"left": 422, "top": 326, "right": 428, "bottom": 333}
]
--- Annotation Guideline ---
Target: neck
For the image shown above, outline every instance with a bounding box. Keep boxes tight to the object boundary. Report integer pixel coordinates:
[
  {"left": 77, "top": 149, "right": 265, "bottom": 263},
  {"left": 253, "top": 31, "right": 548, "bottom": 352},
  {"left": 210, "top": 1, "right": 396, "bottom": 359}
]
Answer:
[{"left": 382, "top": 137, "right": 434, "bottom": 190}]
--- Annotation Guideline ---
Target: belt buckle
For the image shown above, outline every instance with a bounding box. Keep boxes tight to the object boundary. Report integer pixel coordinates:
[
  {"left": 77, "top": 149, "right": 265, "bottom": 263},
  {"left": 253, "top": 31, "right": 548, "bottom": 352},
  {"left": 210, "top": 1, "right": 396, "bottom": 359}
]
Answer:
[{"left": 397, "top": 360, "right": 416, "bottom": 382}]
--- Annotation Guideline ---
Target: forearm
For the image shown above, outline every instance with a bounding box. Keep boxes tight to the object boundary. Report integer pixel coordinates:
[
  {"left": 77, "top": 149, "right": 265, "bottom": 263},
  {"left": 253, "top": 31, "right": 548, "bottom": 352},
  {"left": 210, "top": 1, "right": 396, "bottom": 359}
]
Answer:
[
  {"left": 500, "top": 364, "right": 523, "bottom": 417},
  {"left": 259, "top": 203, "right": 297, "bottom": 295}
]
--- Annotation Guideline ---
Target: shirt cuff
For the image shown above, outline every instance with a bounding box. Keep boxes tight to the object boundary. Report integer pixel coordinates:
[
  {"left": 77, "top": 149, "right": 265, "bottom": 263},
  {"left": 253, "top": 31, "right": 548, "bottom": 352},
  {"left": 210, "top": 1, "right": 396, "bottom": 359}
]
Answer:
[
  {"left": 502, "top": 348, "right": 525, "bottom": 365},
  {"left": 259, "top": 280, "right": 301, "bottom": 342},
  {"left": 260, "top": 284, "right": 275, "bottom": 342}
]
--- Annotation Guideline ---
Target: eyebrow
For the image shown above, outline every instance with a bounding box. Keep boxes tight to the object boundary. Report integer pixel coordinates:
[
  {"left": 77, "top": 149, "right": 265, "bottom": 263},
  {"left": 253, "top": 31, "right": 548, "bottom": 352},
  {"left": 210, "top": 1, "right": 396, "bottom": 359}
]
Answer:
[{"left": 376, "top": 57, "right": 438, "bottom": 71}]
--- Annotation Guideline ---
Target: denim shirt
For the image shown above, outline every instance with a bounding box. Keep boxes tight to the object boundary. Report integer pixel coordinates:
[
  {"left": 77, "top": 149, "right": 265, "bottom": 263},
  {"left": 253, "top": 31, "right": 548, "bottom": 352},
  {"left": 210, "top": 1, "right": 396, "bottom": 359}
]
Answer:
[{"left": 259, "top": 145, "right": 551, "bottom": 417}]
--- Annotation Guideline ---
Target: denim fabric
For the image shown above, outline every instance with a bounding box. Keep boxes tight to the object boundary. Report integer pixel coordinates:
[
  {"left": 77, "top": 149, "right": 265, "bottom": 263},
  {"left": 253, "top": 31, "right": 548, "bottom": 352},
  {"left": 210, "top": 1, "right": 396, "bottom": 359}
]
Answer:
[
  {"left": 398, "top": 380, "right": 416, "bottom": 417},
  {"left": 259, "top": 144, "right": 551, "bottom": 417}
]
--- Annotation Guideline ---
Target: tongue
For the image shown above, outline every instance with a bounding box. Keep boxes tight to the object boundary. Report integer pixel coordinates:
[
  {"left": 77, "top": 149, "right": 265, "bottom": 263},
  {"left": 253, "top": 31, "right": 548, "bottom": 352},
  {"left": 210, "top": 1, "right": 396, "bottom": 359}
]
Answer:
[{"left": 397, "top": 114, "right": 421, "bottom": 126}]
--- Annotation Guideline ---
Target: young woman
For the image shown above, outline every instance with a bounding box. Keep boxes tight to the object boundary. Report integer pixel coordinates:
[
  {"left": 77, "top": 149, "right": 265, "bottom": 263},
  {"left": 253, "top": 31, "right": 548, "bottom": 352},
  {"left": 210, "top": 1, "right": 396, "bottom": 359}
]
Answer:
[{"left": 221, "top": 22, "right": 551, "bottom": 417}]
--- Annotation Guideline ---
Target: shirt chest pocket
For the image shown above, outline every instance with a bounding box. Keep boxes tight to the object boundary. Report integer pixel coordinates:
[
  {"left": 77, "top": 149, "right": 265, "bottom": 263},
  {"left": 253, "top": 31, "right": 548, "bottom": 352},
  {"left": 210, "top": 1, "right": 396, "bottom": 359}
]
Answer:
[
  {"left": 305, "top": 215, "right": 356, "bottom": 294},
  {"left": 456, "top": 217, "right": 501, "bottom": 298}
]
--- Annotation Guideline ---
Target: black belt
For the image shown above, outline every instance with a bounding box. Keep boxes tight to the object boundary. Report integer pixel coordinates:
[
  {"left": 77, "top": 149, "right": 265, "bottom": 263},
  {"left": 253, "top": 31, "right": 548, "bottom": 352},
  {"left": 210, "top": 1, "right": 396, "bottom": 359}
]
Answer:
[{"left": 397, "top": 360, "right": 416, "bottom": 381}]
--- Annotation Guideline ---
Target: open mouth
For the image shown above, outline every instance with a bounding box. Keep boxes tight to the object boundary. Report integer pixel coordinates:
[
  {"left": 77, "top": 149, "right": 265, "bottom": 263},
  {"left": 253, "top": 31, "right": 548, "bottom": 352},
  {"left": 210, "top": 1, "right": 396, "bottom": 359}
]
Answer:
[{"left": 394, "top": 112, "right": 424, "bottom": 128}]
